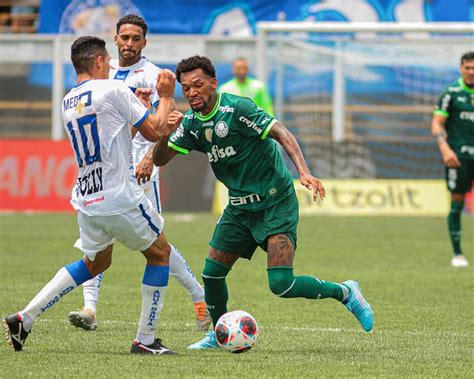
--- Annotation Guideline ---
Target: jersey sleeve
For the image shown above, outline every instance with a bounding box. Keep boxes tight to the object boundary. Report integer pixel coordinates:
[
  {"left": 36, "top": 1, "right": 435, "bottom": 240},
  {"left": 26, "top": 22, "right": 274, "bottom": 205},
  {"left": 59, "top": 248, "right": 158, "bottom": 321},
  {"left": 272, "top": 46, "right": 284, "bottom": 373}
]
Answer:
[
  {"left": 113, "top": 83, "right": 150, "bottom": 128},
  {"left": 168, "top": 116, "right": 199, "bottom": 154},
  {"left": 235, "top": 97, "right": 277, "bottom": 140},
  {"left": 434, "top": 90, "right": 451, "bottom": 117}
]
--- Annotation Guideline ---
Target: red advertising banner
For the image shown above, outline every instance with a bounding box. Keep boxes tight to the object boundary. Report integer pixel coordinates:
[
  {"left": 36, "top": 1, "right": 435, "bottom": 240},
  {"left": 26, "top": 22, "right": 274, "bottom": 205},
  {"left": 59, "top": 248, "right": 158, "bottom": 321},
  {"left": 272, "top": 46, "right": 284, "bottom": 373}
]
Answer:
[{"left": 0, "top": 140, "right": 77, "bottom": 211}]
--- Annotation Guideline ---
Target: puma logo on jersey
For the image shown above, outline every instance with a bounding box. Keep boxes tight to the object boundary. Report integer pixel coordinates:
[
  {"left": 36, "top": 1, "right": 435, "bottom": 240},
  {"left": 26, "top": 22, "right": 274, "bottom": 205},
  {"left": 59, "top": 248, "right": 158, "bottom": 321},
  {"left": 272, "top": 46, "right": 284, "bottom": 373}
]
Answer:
[
  {"left": 207, "top": 145, "right": 236, "bottom": 163},
  {"left": 190, "top": 130, "right": 199, "bottom": 139}
]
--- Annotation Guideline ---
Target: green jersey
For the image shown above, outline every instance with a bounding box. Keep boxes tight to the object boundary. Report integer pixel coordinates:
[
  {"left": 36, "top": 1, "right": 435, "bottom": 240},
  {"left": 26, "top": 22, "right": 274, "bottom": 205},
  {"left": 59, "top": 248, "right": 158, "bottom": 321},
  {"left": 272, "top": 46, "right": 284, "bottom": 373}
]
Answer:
[
  {"left": 219, "top": 77, "right": 274, "bottom": 116},
  {"left": 168, "top": 92, "right": 293, "bottom": 212},
  {"left": 434, "top": 78, "right": 474, "bottom": 159}
]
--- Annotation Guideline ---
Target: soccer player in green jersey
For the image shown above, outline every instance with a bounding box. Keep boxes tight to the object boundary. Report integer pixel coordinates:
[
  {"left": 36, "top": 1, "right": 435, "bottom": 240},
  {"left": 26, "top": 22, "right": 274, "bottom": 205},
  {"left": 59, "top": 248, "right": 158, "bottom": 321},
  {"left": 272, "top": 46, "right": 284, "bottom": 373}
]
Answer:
[
  {"left": 432, "top": 51, "right": 474, "bottom": 268},
  {"left": 219, "top": 57, "right": 274, "bottom": 116},
  {"left": 153, "top": 55, "right": 374, "bottom": 349}
]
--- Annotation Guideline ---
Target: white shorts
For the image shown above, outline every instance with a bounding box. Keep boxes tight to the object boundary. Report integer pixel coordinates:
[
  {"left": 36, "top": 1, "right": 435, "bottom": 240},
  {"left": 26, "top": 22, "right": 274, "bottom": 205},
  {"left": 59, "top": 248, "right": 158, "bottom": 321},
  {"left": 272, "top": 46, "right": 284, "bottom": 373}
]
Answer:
[
  {"left": 74, "top": 199, "right": 164, "bottom": 260},
  {"left": 140, "top": 179, "right": 162, "bottom": 213}
]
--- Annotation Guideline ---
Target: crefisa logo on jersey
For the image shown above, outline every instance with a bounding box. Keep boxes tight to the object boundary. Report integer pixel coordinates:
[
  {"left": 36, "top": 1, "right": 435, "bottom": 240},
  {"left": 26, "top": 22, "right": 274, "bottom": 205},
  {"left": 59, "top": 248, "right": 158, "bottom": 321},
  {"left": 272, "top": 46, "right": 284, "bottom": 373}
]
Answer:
[{"left": 215, "top": 121, "right": 229, "bottom": 138}]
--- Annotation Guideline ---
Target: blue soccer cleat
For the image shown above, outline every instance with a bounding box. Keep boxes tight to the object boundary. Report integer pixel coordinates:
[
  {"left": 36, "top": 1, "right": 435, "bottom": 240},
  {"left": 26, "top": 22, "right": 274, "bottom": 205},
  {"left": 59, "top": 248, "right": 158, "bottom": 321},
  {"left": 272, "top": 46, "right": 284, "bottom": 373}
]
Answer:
[
  {"left": 342, "top": 280, "right": 374, "bottom": 332},
  {"left": 187, "top": 331, "right": 220, "bottom": 350}
]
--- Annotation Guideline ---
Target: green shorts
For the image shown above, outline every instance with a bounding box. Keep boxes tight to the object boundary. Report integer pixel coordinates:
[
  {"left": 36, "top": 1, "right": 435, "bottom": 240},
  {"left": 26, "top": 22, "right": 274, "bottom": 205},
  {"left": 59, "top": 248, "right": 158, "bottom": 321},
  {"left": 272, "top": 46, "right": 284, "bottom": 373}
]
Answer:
[
  {"left": 210, "top": 191, "right": 299, "bottom": 260},
  {"left": 445, "top": 160, "right": 474, "bottom": 194}
]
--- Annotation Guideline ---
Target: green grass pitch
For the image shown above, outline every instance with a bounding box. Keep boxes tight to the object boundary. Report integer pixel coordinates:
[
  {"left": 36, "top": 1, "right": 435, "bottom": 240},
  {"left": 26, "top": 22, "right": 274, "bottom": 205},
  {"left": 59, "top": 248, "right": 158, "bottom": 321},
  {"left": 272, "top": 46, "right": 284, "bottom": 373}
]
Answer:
[{"left": 0, "top": 213, "right": 473, "bottom": 377}]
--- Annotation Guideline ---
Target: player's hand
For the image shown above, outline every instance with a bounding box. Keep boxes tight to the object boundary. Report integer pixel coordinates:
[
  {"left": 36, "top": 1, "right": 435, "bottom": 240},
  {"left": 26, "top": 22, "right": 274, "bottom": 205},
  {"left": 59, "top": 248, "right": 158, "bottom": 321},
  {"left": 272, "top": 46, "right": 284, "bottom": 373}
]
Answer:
[
  {"left": 135, "top": 88, "right": 153, "bottom": 110},
  {"left": 300, "top": 174, "right": 326, "bottom": 202},
  {"left": 442, "top": 148, "right": 461, "bottom": 168},
  {"left": 156, "top": 69, "right": 176, "bottom": 99},
  {"left": 165, "top": 110, "right": 184, "bottom": 135},
  {"left": 135, "top": 154, "right": 154, "bottom": 185}
]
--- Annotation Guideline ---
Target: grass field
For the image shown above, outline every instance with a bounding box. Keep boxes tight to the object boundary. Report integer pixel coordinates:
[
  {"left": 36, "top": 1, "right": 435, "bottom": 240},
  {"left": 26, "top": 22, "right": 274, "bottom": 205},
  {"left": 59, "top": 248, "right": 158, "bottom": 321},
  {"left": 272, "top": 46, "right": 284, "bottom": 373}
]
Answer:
[{"left": 0, "top": 212, "right": 473, "bottom": 378}]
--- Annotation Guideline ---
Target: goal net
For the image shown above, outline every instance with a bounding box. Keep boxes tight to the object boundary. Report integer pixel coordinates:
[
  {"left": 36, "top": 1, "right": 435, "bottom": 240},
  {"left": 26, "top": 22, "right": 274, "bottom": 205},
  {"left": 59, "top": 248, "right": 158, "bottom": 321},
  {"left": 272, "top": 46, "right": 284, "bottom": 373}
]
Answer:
[{"left": 256, "top": 22, "right": 474, "bottom": 178}]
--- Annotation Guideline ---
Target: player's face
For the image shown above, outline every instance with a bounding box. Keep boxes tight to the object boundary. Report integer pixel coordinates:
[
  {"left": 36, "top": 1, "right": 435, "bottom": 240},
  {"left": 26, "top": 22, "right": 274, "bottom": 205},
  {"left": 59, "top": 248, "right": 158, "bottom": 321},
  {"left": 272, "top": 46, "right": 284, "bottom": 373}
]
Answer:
[
  {"left": 460, "top": 59, "right": 474, "bottom": 86},
  {"left": 114, "top": 24, "right": 147, "bottom": 65},
  {"left": 233, "top": 59, "right": 248, "bottom": 81},
  {"left": 180, "top": 69, "right": 218, "bottom": 113}
]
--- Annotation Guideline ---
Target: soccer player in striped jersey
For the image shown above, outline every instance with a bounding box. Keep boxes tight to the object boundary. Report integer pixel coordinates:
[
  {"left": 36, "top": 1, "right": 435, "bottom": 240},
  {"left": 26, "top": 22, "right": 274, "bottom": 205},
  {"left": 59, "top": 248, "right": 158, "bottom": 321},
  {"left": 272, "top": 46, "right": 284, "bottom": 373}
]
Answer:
[
  {"left": 67, "top": 14, "right": 210, "bottom": 332},
  {"left": 3, "top": 36, "right": 180, "bottom": 354}
]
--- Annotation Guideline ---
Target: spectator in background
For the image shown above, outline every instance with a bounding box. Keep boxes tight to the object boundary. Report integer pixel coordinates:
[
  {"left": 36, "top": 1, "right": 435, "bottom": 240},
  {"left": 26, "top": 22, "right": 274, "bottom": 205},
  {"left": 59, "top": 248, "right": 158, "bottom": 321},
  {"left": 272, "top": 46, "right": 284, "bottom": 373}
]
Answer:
[
  {"left": 219, "top": 57, "right": 274, "bottom": 116},
  {"left": 10, "top": 1, "right": 37, "bottom": 33},
  {"left": 431, "top": 51, "right": 474, "bottom": 268}
]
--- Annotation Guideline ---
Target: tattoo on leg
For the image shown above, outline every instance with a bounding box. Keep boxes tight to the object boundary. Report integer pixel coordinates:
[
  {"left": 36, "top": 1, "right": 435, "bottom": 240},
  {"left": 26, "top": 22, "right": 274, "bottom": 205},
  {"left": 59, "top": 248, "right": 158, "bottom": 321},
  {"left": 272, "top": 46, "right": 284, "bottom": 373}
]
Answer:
[
  {"left": 267, "top": 234, "right": 295, "bottom": 267},
  {"left": 208, "top": 248, "right": 240, "bottom": 267}
]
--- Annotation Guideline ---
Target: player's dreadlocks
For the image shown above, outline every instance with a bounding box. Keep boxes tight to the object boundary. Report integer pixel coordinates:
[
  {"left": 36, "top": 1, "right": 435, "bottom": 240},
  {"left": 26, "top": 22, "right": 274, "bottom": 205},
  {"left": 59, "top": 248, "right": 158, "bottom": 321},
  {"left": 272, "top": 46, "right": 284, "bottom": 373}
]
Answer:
[
  {"left": 116, "top": 14, "right": 148, "bottom": 36},
  {"left": 175, "top": 55, "right": 216, "bottom": 83}
]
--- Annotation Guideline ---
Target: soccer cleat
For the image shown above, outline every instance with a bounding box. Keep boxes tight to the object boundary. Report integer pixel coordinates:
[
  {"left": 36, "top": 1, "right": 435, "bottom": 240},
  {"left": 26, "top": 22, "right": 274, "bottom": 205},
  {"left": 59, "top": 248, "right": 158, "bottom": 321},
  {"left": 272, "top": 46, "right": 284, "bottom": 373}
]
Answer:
[
  {"left": 3, "top": 313, "right": 30, "bottom": 352},
  {"left": 451, "top": 255, "right": 469, "bottom": 267},
  {"left": 342, "top": 280, "right": 374, "bottom": 333},
  {"left": 67, "top": 308, "right": 97, "bottom": 331},
  {"left": 193, "top": 301, "right": 212, "bottom": 331},
  {"left": 130, "top": 338, "right": 176, "bottom": 355},
  {"left": 187, "top": 331, "right": 220, "bottom": 350}
]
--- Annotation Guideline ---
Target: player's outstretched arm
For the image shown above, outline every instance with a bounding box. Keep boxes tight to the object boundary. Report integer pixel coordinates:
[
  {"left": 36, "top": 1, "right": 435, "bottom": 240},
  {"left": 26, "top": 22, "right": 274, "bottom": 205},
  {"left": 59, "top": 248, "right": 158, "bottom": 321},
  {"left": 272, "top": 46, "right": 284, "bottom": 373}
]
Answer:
[
  {"left": 431, "top": 114, "right": 461, "bottom": 168},
  {"left": 152, "top": 110, "right": 183, "bottom": 166},
  {"left": 269, "top": 121, "right": 326, "bottom": 201},
  {"left": 136, "top": 70, "right": 176, "bottom": 142}
]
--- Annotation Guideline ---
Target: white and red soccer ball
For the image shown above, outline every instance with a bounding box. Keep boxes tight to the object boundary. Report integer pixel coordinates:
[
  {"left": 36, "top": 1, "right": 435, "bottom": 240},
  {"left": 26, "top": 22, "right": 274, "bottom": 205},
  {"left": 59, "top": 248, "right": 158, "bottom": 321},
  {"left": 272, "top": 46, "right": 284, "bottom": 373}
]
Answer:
[{"left": 214, "top": 310, "right": 259, "bottom": 353}]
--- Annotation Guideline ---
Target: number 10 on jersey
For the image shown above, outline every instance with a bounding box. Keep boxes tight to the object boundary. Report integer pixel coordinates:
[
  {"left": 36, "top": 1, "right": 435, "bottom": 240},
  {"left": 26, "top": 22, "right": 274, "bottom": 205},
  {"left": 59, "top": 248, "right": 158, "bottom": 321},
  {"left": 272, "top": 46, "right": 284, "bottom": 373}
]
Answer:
[{"left": 67, "top": 113, "right": 101, "bottom": 168}]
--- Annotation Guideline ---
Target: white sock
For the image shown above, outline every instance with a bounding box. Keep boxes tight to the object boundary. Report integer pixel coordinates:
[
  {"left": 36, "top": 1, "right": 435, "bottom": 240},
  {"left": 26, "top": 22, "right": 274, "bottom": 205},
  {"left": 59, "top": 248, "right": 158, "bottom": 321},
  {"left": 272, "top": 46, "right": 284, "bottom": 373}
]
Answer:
[
  {"left": 136, "top": 284, "right": 167, "bottom": 345},
  {"left": 169, "top": 244, "right": 204, "bottom": 303},
  {"left": 20, "top": 267, "right": 77, "bottom": 331},
  {"left": 83, "top": 272, "right": 103, "bottom": 314}
]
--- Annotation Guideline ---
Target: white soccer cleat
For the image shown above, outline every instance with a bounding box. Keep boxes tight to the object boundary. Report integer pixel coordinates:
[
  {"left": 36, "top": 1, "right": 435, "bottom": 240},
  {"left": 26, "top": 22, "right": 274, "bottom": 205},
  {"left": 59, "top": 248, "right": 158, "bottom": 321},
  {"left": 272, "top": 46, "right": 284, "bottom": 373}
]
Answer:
[
  {"left": 67, "top": 307, "right": 98, "bottom": 331},
  {"left": 451, "top": 255, "right": 469, "bottom": 267}
]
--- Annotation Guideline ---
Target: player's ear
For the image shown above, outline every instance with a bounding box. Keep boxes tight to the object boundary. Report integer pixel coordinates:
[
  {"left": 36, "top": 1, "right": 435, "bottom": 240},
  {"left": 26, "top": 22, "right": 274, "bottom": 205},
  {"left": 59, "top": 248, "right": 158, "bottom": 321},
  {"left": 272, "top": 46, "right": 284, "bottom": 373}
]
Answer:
[
  {"left": 211, "top": 77, "right": 218, "bottom": 91},
  {"left": 143, "top": 37, "right": 147, "bottom": 48},
  {"left": 114, "top": 34, "right": 118, "bottom": 46}
]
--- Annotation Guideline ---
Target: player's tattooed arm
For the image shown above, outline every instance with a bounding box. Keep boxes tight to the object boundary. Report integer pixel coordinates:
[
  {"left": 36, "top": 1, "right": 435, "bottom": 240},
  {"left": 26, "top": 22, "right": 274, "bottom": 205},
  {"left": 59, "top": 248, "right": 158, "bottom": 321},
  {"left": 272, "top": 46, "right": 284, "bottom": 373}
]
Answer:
[
  {"left": 152, "top": 110, "right": 182, "bottom": 166},
  {"left": 431, "top": 113, "right": 461, "bottom": 168},
  {"left": 269, "top": 121, "right": 326, "bottom": 201}
]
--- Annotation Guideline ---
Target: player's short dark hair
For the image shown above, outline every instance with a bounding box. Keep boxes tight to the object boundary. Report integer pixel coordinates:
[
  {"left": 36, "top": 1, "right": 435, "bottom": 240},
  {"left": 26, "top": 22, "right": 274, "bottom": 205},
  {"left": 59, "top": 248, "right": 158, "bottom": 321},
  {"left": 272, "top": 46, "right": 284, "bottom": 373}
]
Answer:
[
  {"left": 175, "top": 55, "right": 216, "bottom": 83},
  {"left": 116, "top": 14, "right": 148, "bottom": 37},
  {"left": 71, "top": 36, "right": 107, "bottom": 74},
  {"left": 461, "top": 52, "right": 474, "bottom": 65}
]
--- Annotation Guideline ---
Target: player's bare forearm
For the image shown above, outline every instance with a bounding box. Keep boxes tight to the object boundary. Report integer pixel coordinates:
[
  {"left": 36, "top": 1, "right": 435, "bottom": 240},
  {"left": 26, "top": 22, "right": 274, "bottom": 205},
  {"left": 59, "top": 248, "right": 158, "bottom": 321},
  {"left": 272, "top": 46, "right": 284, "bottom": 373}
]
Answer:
[
  {"left": 431, "top": 114, "right": 449, "bottom": 151},
  {"left": 152, "top": 139, "right": 176, "bottom": 166},
  {"left": 431, "top": 114, "right": 460, "bottom": 168},
  {"left": 269, "top": 121, "right": 326, "bottom": 201},
  {"left": 268, "top": 121, "right": 310, "bottom": 177},
  {"left": 152, "top": 110, "right": 183, "bottom": 166},
  {"left": 154, "top": 97, "right": 177, "bottom": 129}
]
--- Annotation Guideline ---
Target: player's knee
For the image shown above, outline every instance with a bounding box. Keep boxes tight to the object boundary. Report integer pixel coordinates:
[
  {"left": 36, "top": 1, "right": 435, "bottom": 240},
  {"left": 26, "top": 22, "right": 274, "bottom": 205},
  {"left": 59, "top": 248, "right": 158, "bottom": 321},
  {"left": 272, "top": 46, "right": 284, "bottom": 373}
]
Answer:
[
  {"left": 201, "top": 258, "right": 230, "bottom": 284},
  {"left": 267, "top": 267, "right": 294, "bottom": 297}
]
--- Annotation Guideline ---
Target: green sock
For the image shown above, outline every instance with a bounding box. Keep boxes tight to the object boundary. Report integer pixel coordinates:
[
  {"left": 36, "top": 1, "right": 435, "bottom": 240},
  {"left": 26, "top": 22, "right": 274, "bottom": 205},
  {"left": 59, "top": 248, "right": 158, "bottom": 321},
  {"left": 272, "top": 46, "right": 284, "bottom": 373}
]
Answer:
[
  {"left": 201, "top": 258, "right": 231, "bottom": 326},
  {"left": 448, "top": 200, "right": 464, "bottom": 256},
  {"left": 267, "top": 267, "right": 345, "bottom": 301}
]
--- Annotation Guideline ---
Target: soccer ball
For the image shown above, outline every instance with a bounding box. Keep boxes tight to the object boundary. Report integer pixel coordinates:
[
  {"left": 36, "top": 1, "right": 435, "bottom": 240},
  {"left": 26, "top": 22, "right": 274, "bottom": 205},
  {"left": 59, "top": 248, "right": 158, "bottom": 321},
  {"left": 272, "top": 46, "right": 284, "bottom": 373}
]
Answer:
[{"left": 214, "top": 310, "right": 259, "bottom": 353}]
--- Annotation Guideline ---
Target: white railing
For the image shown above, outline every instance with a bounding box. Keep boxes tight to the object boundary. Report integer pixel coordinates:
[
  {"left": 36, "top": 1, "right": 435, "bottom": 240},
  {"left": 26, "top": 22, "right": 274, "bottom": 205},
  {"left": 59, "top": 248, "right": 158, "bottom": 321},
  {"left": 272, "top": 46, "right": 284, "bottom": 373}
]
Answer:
[{"left": 256, "top": 22, "right": 474, "bottom": 142}]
